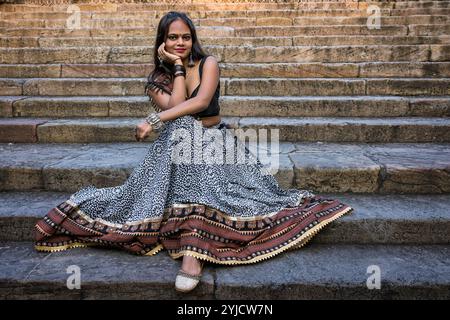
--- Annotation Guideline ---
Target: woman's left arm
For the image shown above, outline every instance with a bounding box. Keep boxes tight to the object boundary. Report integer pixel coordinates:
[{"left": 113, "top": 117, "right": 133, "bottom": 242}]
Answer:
[
  {"left": 136, "top": 57, "right": 220, "bottom": 141},
  {"left": 157, "top": 56, "right": 220, "bottom": 122}
]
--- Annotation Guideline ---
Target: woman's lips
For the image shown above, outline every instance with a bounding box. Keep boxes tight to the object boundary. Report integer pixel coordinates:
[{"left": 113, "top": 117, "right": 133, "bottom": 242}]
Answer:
[{"left": 175, "top": 49, "right": 186, "bottom": 52}]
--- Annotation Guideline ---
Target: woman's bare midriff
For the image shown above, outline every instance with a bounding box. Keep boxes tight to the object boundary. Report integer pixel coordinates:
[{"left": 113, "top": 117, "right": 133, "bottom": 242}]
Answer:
[{"left": 199, "top": 115, "right": 221, "bottom": 128}]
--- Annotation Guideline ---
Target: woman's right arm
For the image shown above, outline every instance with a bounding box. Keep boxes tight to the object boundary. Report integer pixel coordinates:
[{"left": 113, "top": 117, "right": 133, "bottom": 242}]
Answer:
[
  {"left": 166, "top": 60, "right": 188, "bottom": 108},
  {"left": 147, "top": 62, "right": 187, "bottom": 111}
]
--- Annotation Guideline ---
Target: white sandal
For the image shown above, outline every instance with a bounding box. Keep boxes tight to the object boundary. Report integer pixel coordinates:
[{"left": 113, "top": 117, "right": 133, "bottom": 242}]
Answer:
[{"left": 175, "top": 261, "right": 204, "bottom": 292}]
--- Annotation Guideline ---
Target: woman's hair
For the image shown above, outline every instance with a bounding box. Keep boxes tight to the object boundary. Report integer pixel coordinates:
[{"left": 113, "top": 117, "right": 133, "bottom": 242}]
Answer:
[{"left": 145, "top": 11, "right": 209, "bottom": 94}]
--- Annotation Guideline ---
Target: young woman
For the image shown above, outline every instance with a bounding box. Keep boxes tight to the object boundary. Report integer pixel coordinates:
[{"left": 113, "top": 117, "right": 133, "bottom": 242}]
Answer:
[{"left": 34, "top": 12, "right": 354, "bottom": 293}]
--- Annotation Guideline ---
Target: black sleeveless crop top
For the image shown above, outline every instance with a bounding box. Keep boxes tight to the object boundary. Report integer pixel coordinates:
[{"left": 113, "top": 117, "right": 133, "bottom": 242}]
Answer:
[{"left": 190, "top": 55, "right": 220, "bottom": 119}]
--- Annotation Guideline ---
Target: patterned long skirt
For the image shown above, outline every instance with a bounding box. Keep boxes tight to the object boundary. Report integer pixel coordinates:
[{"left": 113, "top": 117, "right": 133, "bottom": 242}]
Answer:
[{"left": 34, "top": 115, "right": 354, "bottom": 265}]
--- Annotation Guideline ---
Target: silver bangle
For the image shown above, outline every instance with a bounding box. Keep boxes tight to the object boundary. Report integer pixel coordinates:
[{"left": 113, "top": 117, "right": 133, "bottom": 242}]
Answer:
[{"left": 145, "top": 112, "right": 164, "bottom": 132}]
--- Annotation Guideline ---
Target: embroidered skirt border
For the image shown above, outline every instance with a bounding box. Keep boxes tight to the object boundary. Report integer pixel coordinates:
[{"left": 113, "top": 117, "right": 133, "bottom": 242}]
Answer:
[{"left": 34, "top": 195, "right": 353, "bottom": 265}]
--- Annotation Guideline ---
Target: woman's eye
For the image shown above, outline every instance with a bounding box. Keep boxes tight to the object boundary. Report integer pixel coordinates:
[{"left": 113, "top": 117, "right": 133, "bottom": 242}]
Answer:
[{"left": 169, "top": 36, "right": 191, "bottom": 40}]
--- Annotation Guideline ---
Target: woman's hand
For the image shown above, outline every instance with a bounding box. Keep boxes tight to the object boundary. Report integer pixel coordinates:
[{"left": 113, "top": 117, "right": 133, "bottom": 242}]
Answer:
[
  {"left": 135, "top": 121, "right": 153, "bottom": 142},
  {"left": 158, "top": 43, "right": 182, "bottom": 64}
]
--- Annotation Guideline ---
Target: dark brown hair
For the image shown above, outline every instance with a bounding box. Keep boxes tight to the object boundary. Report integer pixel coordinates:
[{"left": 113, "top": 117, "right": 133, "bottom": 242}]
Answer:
[{"left": 145, "top": 11, "right": 209, "bottom": 95}]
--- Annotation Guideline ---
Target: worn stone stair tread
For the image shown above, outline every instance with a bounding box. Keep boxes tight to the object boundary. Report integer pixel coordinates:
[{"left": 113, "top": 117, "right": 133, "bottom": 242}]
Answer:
[
  {"left": 0, "top": 241, "right": 448, "bottom": 299},
  {"left": 27, "top": 94, "right": 450, "bottom": 119},
  {"left": 0, "top": 191, "right": 449, "bottom": 244},
  {"left": 2, "top": 36, "right": 450, "bottom": 49},
  {"left": 0, "top": 141, "right": 449, "bottom": 193},
  {"left": 0, "top": 44, "right": 450, "bottom": 64},
  {"left": 1, "top": 62, "right": 450, "bottom": 79}
]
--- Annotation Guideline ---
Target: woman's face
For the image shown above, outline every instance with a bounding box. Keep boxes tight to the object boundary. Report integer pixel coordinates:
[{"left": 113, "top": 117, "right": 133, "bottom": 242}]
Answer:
[{"left": 165, "top": 19, "right": 193, "bottom": 60}]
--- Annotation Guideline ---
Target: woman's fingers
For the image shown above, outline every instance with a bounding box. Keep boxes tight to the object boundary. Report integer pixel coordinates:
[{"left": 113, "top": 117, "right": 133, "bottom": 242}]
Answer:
[{"left": 135, "top": 123, "right": 152, "bottom": 142}]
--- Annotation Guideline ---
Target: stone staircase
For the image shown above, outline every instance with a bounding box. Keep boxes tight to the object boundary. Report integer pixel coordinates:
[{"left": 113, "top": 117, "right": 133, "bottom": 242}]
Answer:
[{"left": 0, "top": 0, "right": 449, "bottom": 299}]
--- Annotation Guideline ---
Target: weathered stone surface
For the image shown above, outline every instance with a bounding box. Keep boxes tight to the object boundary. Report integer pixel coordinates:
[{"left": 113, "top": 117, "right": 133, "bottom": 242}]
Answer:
[
  {"left": 0, "top": 242, "right": 448, "bottom": 299},
  {"left": 221, "top": 62, "right": 359, "bottom": 78},
  {"left": 289, "top": 143, "right": 379, "bottom": 193},
  {"left": 1, "top": 28, "right": 92, "bottom": 37},
  {"left": 0, "top": 118, "right": 48, "bottom": 143},
  {"left": 366, "top": 79, "right": 450, "bottom": 96},
  {"left": 314, "top": 193, "right": 450, "bottom": 245},
  {"left": 13, "top": 95, "right": 447, "bottom": 119},
  {"left": 293, "top": 35, "right": 450, "bottom": 46},
  {"left": 0, "top": 141, "right": 75, "bottom": 190},
  {"left": 215, "top": 244, "right": 450, "bottom": 299},
  {"left": 0, "top": 36, "right": 39, "bottom": 48},
  {"left": 409, "top": 24, "right": 450, "bottom": 36},
  {"left": 364, "top": 143, "right": 450, "bottom": 193},
  {"left": 238, "top": 117, "right": 450, "bottom": 143},
  {"left": 0, "top": 96, "right": 26, "bottom": 117},
  {"left": 0, "top": 79, "right": 23, "bottom": 96},
  {"left": 0, "top": 47, "right": 110, "bottom": 64},
  {"left": 224, "top": 45, "right": 429, "bottom": 63},
  {"left": 0, "top": 243, "right": 214, "bottom": 300},
  {"left": 392, "top": 8, "right": 450, "bottom": 16},
  {"left": 3, "top": 141, "right": 446, "bottom": 193},
  {"left": 3, "top": 116, "right": 450, "bottom": 143},
  {"left": 22, "top": 79, "right": 146, "bottom": 96},
  {"left": 293, "top": 15, "right": 449, "bottom": 26},
  {"left": 36, "top": 118, "right": 153, "bottom": 143},
  {"left": 12, "top": 97, "right": 110, "bottom": 117},
  {"left": 226, "top": 79, "right": 365, "bottom": 96},
  {"left": 0, "top": 64, "right": 61, "bottom": 78},
  {"left": 234, "top": 25, "right": 408, "bottom": 37},
  {"left": 220, "top": 96, "right": 411, "bottom": 117},
  {"left": 2, "top": 192, "right": 450, "bottom": 244},
  {"left": 31, "top": 35, "right": 450, "bottom": 49},
  {"left": 61, "top": 63, "right": 153, "bottom": 78},
  {"left": 41, "top": 147, "right": 145, "bottom": 192},
  {"left": 108, "top": 96, "right": 153, "bottom": 117},
  {"left": 408, "top": 97, "right": 450, "bottom": 117},
  {"left": 430, "top": 45, "right": 450, "bottom": 61},
  {"left": 359, "top": 62, "right": 450, "bottom": 78}
]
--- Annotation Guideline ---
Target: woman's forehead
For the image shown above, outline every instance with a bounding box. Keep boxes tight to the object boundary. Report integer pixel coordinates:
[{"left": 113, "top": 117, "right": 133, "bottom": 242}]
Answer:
[{"left": 168, "top": 20, "right": 191, "bottom": 34}]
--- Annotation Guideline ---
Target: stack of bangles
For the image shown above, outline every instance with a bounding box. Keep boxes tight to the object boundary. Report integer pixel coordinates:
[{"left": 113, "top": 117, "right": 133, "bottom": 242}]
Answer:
[
  {"left": 172, "top": 59, "right": 186, "bottom": 78},
  {"left": 145, "top": 112, "right": 164, "bottom": 132}
]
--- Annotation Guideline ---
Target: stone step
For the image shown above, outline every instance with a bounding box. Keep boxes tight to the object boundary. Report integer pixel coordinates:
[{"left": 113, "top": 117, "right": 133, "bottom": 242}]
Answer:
[
  {"left": 2, "top": 96, "right": 449, "bottom": 118},
  {"left": 0, "top": 191, "right": 449, "bottom": 244},
  {"left": 6, "top": 23, "right": 447, "bottom": 38},
  {"left": 0, "top": 5, "right": 389, "bottom": 16},
  {"left": 0, "top": 9, "right": 391, "bottom": 21},
  {"left": 0, "top": 241, "right": 448, "bottom": 299},
  {"left": 1, "top": 116, "right": 450, "bottom": 143},
  {"left": 2, "top": 35, "right": 450, "bottom": 49},
  {"left": 395, "top": 1, "right": 450, "bottom": 9},
  {"left": 3, "top": 77, "right": 449, "bottom": 97},
  {"left": 1, "top": 61, "right": 450, "bottom": 78},
  {"left": 0, "top": 116, "right": 450, "bottom": 143},
  {"left": 0, "top": 2, "right": 366, "bottom": 13},
  {"left": 392, "top": 8, "right": 450, "bottom": 16},
  {"left": 7, "top": 24, "right": 446, "bottom": 37},
  {"left": 1, "top": 15, "right": 448, "bottom": 29},
  {"left": 0, "top": 141, "right": 449, "bottom": 193},
  {"left": 2, "top": 44, "right": 448, "bottom": 64}
]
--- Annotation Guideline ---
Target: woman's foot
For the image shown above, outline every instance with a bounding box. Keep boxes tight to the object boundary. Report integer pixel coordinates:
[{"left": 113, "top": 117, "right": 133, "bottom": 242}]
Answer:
[
  {"left": 181, "top": 255, "right": 203, "bottom": 275},
  {"left": 175, "top": 255, "right": 204, "bottom": 292}
]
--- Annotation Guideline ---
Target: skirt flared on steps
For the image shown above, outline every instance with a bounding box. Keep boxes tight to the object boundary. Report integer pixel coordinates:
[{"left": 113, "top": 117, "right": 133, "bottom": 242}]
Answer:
[{"left": 34, "top": 115, "right": 353, "bottom": 265}]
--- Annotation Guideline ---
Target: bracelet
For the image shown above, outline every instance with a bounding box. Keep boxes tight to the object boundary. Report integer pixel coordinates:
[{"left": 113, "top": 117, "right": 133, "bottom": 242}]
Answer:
[
  {"left": 145, "top": 112, "right": 165, "bottom": 132},
  {"left": 172, "top": 64, "right": 186, "bottom": 75},
  {"left": 174, "top": 71, "right": 186, "bottom": 78}
]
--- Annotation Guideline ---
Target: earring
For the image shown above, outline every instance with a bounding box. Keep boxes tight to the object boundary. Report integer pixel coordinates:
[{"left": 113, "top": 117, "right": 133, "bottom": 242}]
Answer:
[{"left": 188, "top": 52, "right": 195, "bottom": 67}]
